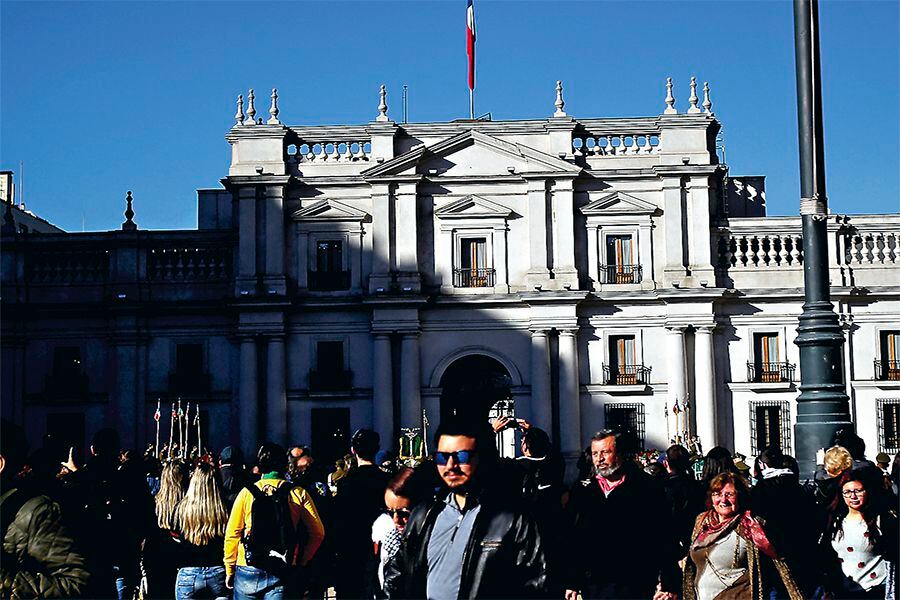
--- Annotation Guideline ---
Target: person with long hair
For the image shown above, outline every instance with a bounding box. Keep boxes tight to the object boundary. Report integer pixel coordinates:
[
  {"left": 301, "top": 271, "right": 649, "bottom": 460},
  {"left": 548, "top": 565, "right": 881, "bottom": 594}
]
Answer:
[
  {"left": 173, "top": 462, "right": 230, "bottom": 599},
  {"left": 699, "top": 446, "right": 739, "bottom": 488},
  {"left": 682, "top": 472, "right": 803, "bottom": 600},
  {"left": 820, "top": 467, "right": 899, "bottom": 599},
  {"left": 144, "top": 460, "right": 191, "bottom": 598}
]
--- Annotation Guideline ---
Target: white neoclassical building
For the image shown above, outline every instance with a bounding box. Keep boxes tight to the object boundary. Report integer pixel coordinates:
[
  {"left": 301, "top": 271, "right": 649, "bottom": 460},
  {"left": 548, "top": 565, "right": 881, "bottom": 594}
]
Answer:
[{"left": 2, "top": 81, "right": 899, "bottom": 471}]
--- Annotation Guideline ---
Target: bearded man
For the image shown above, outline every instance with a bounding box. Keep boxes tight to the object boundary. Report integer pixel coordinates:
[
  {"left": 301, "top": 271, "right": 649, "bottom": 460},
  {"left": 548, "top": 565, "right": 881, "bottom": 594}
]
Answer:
[
  {"left": 383, "top": 415, "right": 549, "bottom": 599},
  {"left": 563, "top": 429, "right": 681, "bottom": 600}
]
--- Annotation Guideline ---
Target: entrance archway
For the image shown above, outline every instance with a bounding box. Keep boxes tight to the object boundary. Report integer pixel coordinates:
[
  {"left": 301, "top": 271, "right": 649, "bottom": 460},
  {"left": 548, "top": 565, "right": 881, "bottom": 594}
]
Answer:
[{"left": 439, "top": 354, "right": 516, "bottom": 457}]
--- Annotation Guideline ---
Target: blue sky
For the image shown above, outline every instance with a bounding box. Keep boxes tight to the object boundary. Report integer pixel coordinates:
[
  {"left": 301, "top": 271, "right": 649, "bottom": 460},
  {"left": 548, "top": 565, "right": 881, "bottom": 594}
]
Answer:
[{"left": 2, "top": 1, "right": 898, "bottom": 232}]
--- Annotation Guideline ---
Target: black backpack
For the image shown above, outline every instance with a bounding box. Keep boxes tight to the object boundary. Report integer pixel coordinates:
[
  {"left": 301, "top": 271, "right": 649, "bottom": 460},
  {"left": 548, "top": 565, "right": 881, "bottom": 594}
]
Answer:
[{"left": 242, "top": 483, "right": 300, "bottom": 574}]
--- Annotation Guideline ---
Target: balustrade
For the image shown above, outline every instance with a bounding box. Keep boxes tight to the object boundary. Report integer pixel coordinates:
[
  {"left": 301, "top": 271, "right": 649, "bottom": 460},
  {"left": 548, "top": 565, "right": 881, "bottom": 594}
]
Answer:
[
  {"left": 288, "top": 140, "right": 371, "bottom": 164},
  {"left": 844, "top": 231, "right": 899, "bottom": 266},
  {"left": 149, "top": 246, "right": 231, "bottom": 281},
  {"left": 572, "top": 132, "right": 660, "bottom": 157},
  {"left": 716, "top": 232, "right": 803, "bottom": 269},
  {"left": 26, "top": 249, "right": 110, "bottom": 283}
]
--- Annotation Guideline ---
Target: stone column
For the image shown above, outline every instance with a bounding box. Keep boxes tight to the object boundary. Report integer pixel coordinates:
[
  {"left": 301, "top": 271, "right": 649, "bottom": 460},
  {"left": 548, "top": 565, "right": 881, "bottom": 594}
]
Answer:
[
  {"left": 551, "top": 179, "right": 578, "bottom": 289},
  {"left": 492, "top": 224, "right": 510, "bottom": 293},
  {"left": 372, "top": 333, "right": 394, "bottom": 445},
  {"left": 666, "top": 326, "right": 688, "bottom": 443},
  {"left": 529, "top": 330, "right": 552, "bottom": 432},
  {"left": 586, "top": 224, "right": 600, "bottom": 289},
  {"left": 266, "top": 336, "right": 287, "bottom": 445},
  {"left": 557, "top": 329, "right": 582, "bottom": 454},
  {"left": 400, "top": 333, "right": 422, "bottom": 429},
  {"left": 694, "top": 326, "right": 718, "bottom": 448},
  {"left": 238, "top": 336, "right": 258, "bottom": 457},
  {"left": 525, "top": 179, "right": 551, "bottom": 288},
  {"left": 237, "top": 186, "right": 257, "bottom": 293}
]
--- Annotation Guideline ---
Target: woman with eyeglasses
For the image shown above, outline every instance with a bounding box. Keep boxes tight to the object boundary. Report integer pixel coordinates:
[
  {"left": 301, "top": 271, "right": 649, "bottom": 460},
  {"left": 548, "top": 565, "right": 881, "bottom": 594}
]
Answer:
[
  {"left": 820, "top": 467, "right": 899, "bottom": 599},
  {"left": 681, "top": 472, "right": 803, "bottom": 600},
  {"left": 371, "top": 466, "right": 433, "bottom": 596}
]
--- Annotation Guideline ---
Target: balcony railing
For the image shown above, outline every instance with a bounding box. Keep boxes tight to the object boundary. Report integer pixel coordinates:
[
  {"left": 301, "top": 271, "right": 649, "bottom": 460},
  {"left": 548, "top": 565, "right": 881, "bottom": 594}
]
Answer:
[
  {"left": 308, "top": 270, "right": 351, "bottom": 291},
  {"left": 600, "top": 264, "right": 642, "bottom": 284},
  {"left": 309, "top": 369, "right": 353, "bottom": 392},
  {"left": 453, "top": 268, "right": 495, "bottom": 288},
  {"left": 875, "top": 359, "right": 900, "bottom": 381},
  {"left": 747, "top": 361, "right": 796, "bottom": 383},
  {"left": 602, "top": 364, "right": 651, "bottom": 385},
  {"left": 169, "top": 372, "right": 211, "bottom": 395}
]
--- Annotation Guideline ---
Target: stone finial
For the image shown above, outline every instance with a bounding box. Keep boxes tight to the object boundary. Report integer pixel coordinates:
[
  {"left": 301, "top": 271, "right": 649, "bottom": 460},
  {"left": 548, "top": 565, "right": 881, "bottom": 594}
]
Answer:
[
  {"left": 235, "top": 94, "right": 245, "bottom": 126},
  {"left": 553, "top": 80, "right": 567, "bottom": 117},
  {"left": 244, "top": 89, "right": 257, "bottom": 125},
  {"left": 664, "top": 77, "right": 677, "bottom": 114},
  {"left": 702, "top": 81, "right": 713, "bottom": 115},
  {"left": 122, "top": 191, "right": 137, "bottom": 231},
  {"left": 375, "top": 85, "right": 389, "bottom": 122},
  {"left": 267, "top": 88, "right": 281, "bottom": 125},
  {"left": 688, "top": 76, "right": 701, "bottom": 113}
]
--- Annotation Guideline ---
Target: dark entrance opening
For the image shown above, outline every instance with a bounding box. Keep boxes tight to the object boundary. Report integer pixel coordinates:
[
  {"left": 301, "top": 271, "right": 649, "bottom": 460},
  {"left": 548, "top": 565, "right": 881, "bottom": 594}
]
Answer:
[
  {"left": 439, "top": 355, "right": 513, "bottom": 424},
  {"left": 311, "top": 407, "right": 350, "bottom": 467}
]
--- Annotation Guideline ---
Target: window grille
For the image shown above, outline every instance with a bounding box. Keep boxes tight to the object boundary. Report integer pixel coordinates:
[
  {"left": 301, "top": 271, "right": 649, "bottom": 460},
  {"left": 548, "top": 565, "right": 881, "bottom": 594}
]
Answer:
[
  {"left": 878, "top": 398, "right": 900, "bottom": 454},
  {"left": 604, "top": 403, "right": 646, "bottom": 449},
  {"left": 749, "top": 400, "right": 791, "bottom": 454}
]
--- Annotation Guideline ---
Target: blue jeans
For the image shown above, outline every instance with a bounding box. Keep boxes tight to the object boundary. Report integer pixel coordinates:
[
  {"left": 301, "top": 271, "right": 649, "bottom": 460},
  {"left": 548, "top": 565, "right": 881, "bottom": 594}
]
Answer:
[
  {"left": 234, "top": 566, "right": 284, "bottom": 600},
  {"left": 176, "top": 566, "right": 229, "bottom": 600}
]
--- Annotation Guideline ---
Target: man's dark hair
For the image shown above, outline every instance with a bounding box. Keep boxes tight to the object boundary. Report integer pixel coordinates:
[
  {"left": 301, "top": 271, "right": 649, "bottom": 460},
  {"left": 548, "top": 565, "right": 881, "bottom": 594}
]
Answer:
[
  {"left": 0, "top": 418, "right": 28, "bottom": 477},
  {"left": 257, "top": 442, "right": 287, "bottom": 474},
  {"left": 91, "top": 428, "right": 121, "bottom": 457},
  {"left": 591, "top": 428, "right": 638, "bottom": 460},
  {"left": 665, "top": 444, "right": 691, "bottom": 473},
  {"left": 833, "top": 429, "right": 866, "bottom": 461},
  {"left": 758, "top": 446, "right": 786, "bottom": 470},
  {"left": 351, "top": 429, "right": 380, "bottom": 461},
  {"left": 434, "top": 415, "right": 497, "bottom": 462},
  {"left": 522, "top": 427, "right": 551, "bottom": 458}
]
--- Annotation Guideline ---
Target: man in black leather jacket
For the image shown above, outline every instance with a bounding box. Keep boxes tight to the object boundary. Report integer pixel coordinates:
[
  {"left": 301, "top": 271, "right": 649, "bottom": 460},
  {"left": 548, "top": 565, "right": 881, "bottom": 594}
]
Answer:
[{"left": 383, "top": 416, "right": 549, "bottom": 599}]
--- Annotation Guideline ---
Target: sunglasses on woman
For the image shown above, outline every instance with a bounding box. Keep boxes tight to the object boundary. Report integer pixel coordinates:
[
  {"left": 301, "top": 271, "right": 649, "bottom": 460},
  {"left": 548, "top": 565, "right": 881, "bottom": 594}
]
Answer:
[{"left": 434, "top": 449, "right": 477, "bottom": 466}]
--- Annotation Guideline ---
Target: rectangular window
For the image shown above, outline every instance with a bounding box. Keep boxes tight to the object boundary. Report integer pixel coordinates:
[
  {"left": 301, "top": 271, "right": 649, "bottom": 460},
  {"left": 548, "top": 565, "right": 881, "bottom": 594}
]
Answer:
[
  {"left": 752, "top": 332, "right": 784, "bottom": 382},
  {"left": 604, "top": 403, "right": 645, "bottom": 449},
  {"left": 879, "top": 331, "right": 900, "bottom": 381},
  {"left": 316, "top": 241, "right": 343, "bottom": 273},
  {"left": 454, "top": 237, "right": 493, "bottom": 287},
  {"left": 317, "top": 341, "right": 344, "bottom": 374},
  {"left": 176, "top": 344, "right": 203, "bottom": 375},
  {"left": 878, "top": 399, "right": 900, "bottom": 453},
  {"left": 750, "top": 400, "right": 791, "bottom": 454},
  {"left": 603, "top": 235, "right": 639, "bottom": 283}
]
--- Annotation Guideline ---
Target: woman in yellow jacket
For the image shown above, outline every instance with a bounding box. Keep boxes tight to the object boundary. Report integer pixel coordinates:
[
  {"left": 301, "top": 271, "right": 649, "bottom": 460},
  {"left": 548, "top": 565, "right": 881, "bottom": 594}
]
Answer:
[{"left": 224, "top": 443, "right": 325, "bottom": 600}]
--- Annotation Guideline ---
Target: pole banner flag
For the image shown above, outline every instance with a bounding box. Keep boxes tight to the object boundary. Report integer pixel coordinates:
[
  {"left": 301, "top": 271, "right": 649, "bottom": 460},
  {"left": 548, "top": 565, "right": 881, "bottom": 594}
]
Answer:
[{"left": 466, "top": 0, "right": 476, "bottom": 91}]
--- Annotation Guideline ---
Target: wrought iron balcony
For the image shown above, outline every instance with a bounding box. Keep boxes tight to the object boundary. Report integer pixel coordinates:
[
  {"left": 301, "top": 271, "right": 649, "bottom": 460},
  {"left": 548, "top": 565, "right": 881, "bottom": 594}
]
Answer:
[
  {"left": 875, "top": 359, "right": 900, "bottom": 381},
  {"left": 453, "top": 268, "right": 495, "bottom": 288},
  {"left": 169, "top": 372, "right": 211, "bottom": 395},
  {"left": 747, "top": 361, "right": 796, "bottom": 383},
  {"left": 308, "top": 270, "right": 351, "bottom": 291},
  {"left": 44, "top": 372, "right": 90, "bottom": 401},
  {"left": 600, "top": 264, "right": 642, "bottom": 284},
  {"left": 309, "top": 369, "right": 353, "bottom": 392},
  {"left": 602, "top": 364, "right": 651, "bottom": 385}
]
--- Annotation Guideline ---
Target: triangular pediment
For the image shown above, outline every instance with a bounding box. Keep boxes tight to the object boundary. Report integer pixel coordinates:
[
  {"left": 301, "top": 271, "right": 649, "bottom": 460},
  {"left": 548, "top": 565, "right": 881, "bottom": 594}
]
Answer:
[
  {"left": 434, "top": 195, "right": 513, "bottom": 219},
  {"left": 291, "top": 199, "right": 370, "bottom": 222},
  {"left": 361, "top": 129, "right": 581, "bottom": 179},
  {"left": 580, "top": 191, "right": 658, "bottom": 216}
]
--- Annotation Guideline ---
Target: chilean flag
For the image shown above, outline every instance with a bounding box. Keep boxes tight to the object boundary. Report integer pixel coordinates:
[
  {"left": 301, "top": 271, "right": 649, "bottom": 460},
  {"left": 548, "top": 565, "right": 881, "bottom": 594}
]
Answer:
[{"left": 466, "top": 0, "right": 476, "bottom": 91}]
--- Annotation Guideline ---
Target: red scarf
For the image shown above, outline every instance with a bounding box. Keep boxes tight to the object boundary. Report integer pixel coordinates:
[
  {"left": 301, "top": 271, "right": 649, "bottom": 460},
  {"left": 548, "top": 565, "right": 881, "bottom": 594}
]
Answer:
[
  {"left": 595, "top": 473, "right": 627, "bottom": 496},
  {"left": 694, "top": 510, "right": 778, "bottom": 559}
]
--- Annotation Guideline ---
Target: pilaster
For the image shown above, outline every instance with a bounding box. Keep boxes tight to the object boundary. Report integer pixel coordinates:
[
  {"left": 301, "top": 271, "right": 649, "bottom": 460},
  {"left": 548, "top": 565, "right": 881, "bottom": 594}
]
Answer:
[
  {"left": 529, "top": 330, "right": 552, "bottom": 432},
  {"left": 526, "top": 178, "right": 551, "bottom": 289},
  {"left": 551, "top": 178, "right": 578, "bottom": 289},
  {"left": 262, "top": 184, "right": 286, "bottom": 295},
  {"left": 557, "top": 329, "right": 581, "bottom": 454}
]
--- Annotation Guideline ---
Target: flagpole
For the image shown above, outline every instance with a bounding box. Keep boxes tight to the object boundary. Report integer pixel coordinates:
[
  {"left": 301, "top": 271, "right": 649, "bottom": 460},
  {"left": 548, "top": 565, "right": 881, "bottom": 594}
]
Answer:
[
  {"left": 168, "top": 401, "right": 175, "bottom": 461},
  {"left": 196, "top": 406, "right": 202, "bottom": 456},
  {"left": 155, "top": 398, "right": 160, "bottom": 457},
  {"left": 469, "top": 90, "right": 474, "bottom": 120}
]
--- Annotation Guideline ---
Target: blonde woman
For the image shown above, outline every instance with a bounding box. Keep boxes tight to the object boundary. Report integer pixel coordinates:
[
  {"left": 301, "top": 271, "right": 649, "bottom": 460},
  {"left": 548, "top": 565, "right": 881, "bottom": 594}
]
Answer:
[
  {"left": 174, "top": 462, "right": 229, "bottom": 599},
  {"left": 142, "top": 461, "right": 191, "bottom": 597}
]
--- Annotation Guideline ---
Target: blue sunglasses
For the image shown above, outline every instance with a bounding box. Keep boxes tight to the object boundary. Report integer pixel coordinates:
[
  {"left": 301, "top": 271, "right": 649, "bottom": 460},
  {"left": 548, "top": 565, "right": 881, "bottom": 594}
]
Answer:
[{"left": 434, "top": 450, "right": 477, "bottom": 466}]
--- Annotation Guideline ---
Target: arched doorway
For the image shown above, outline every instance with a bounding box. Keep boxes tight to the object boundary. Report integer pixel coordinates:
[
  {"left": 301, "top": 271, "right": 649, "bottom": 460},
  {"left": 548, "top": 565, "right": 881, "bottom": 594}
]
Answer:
[{"left": 439, "top": 354, "right": 516, "bottom": 457}]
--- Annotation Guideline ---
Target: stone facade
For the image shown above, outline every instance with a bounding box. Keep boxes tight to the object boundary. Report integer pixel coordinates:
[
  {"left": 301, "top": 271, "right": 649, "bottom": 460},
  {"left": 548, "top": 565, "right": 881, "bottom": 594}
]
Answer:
[{"left": 3, "top": 84, "right": 899, "bottom": 471}]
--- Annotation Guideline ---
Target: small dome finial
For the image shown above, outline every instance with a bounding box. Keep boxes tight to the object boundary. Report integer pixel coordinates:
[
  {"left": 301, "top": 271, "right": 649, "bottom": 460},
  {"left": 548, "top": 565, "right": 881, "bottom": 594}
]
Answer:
[
  {"left": 375, "top": 85, "right": 389, "bottom": 122},
  {"left": 664, "top": 77, "right": 677, "bottom": 114},
  {"left": 702, "top": 81, "right": 713, "bottom": 115},
  {"left": 122, "top": 191, "right": 137, "bottom": 231},
  {"left": 553, "top": 80, "right": 567, "bottom": 117},
  {"left": 235, "top": 94, "right": 245, "bottom": 126},
  {"left": 267, "top": 88, "right": 281, "bottom": 125},
  {"left": 688, "top": 76, "right": 701, "bottom": 114},
  {"left": 244, "top": 89, "right": 257, "bottom": 125}
]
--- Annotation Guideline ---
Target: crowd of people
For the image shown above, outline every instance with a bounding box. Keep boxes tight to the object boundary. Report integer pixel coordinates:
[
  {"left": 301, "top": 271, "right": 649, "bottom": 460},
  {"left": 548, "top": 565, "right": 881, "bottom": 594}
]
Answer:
[{"left": 1, "top": 415, "right": 898, "bottom": 600}]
